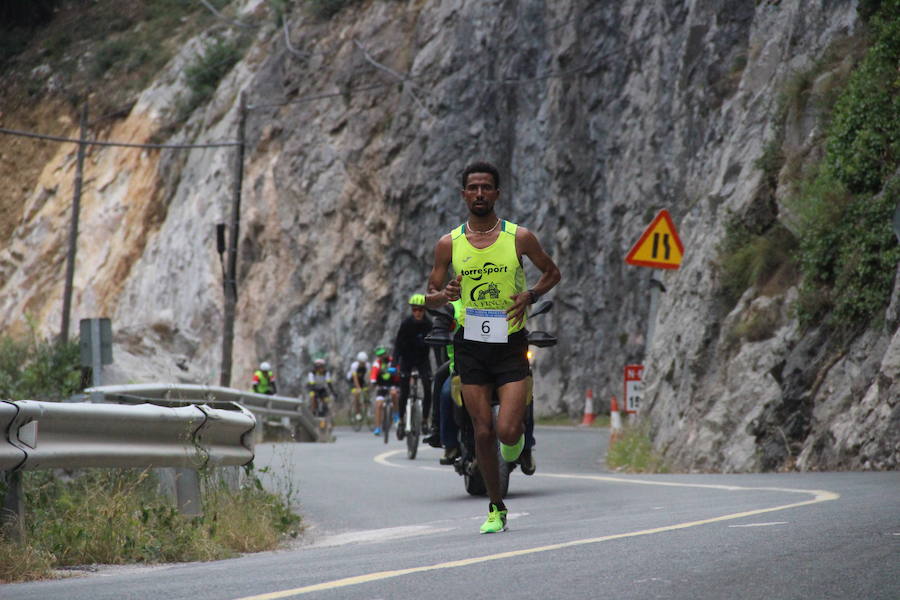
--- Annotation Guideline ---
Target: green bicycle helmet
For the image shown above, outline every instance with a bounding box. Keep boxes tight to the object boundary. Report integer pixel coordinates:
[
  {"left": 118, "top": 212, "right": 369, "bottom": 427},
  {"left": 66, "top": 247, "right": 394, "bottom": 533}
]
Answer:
[
  {"left": 408, "top": 293, "right": 426, "bottom": 306},
  {"left": 374, "top": 346, "right": 388, "bottom": 357}
]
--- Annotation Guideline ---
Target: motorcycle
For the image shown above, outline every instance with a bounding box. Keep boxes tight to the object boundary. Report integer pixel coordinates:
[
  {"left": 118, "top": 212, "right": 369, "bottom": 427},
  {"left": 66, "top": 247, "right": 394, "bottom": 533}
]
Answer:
[{"left": 426, "top": 300, "right": 557, "bottom": 497}]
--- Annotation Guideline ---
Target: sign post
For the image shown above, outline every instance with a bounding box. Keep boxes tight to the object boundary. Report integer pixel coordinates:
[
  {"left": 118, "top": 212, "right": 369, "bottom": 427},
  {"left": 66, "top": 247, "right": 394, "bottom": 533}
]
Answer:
[
  {"left": 624, "top": 364, "right": 644, "bottom": 415},
  {"left": 79, "top": 318, "right": 113, "bottom": 402},
  {"left": 623, "top": 209, "right": 684, "bottom": 417}
]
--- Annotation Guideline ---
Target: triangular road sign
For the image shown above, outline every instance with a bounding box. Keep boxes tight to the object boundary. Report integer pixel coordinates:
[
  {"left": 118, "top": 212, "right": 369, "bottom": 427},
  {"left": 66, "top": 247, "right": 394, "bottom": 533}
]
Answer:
[{"left": 625, "top": 209, "right": 684, "bottom": 269}]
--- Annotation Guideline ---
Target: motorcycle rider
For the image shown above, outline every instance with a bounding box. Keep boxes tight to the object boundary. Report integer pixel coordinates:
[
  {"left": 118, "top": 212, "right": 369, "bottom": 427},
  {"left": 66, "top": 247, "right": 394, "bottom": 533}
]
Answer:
[{"left": 424, "top": 160, "right": 561, "bottom": 534}]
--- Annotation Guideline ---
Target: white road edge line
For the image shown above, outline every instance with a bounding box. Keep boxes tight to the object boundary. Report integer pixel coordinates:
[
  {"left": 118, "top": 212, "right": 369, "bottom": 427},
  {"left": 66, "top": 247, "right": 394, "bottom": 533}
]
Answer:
[{"left": 232, "top": 453, "right": 840, "bottom": 600}]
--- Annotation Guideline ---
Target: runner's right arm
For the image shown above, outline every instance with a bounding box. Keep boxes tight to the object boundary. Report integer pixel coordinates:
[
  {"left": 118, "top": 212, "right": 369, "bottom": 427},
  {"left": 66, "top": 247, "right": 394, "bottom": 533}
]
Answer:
[{"left": 425, "top": 233, "right": 461, "bottom": 308}]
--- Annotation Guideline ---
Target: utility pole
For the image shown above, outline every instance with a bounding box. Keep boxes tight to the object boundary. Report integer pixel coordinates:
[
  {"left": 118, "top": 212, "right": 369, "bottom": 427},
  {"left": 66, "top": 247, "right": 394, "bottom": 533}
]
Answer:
[
  {"left": 60, "top": 101, "right": 88, "bottom": 343},
  {"left": 220, "top": 92, "right": 247, "bottom": 387}
]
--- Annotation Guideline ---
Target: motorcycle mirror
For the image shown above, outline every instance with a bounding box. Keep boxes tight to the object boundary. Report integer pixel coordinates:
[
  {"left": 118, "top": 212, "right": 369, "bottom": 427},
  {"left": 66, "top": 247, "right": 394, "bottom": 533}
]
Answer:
[
  {"left": 425, "top": 332, "right": 453, "bottom": 346},
  {"left": 527, "top": 330, "right": 557, "bottom": 348},
  {"left": 529, "top": 299, "right": 553, "bottom": 318}
]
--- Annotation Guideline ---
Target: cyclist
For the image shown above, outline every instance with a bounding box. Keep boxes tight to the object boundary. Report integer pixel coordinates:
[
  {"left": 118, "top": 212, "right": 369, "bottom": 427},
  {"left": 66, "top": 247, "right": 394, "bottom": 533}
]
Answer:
[
  {"left": 307, "top": 357, "right": 336, "bottom": 417},
  {"left": 370, "top": 347, "right": 400, "bottom": 436},
  {"left": 424, "top": 160, "right": 561, "bottom": 534},
  {"left": 347, "top": 351, "right": 370, "bottom": 424},
  {"left": 394, "top": 294, "right": 434, "bottom": 439},
  {"left": 436, "top": 299, "right": 463, "bottom": 464},
  {"left": 251, "top": 361, "right": 277, "bottom": 395}
]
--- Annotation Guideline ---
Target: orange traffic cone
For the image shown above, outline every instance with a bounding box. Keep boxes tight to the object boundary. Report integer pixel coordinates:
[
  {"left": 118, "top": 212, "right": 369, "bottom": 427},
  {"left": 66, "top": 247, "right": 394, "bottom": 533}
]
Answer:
[
  {"left": 609, "top": 395, "right": 623, "bottom": 446},
  {"left": 580, "top": 389, "right": 596, "bottom": 426}
]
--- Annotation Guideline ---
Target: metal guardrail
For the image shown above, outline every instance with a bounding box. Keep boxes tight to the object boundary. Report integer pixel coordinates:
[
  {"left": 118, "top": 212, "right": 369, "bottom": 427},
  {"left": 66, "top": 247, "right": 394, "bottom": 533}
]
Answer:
[
  {"left": 0, "top": 400, "right": 255, "bottom": 471},
  {"left": 84, "top": 383, "right": 318, "bottom": 441}
]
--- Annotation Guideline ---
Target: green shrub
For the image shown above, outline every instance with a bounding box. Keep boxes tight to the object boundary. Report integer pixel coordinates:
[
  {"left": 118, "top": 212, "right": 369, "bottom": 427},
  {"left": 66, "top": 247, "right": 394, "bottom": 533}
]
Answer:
[
  {"left": 91, "top": 38, "right": 134, "bottom": 78},
  {"left": 0, "top": 330, "right": 81, "bottom": 402},
  {"left": 181, "top": 37, "right": 243, "bottom": 116},
  {"left": 790, "top": 0, "right": 900, "bottom": 330},
  {"left": 824, "top": 1, "right": 900, "bottom": 195}
]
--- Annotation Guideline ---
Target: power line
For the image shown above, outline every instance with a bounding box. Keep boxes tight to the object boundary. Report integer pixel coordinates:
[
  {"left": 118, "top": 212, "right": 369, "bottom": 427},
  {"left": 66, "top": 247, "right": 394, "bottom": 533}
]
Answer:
[{"left": 0, "top": 126, "right": 240, "bottom": 149}]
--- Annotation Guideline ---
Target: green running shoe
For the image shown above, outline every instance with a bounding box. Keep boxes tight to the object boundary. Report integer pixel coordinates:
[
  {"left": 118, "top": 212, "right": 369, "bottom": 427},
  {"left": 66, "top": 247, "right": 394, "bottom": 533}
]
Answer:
[
  {"left": 480, "top": 503, "right": 508, "bottom": 534},
  {"left": 500, "top": 433, "right": 524, "bottom": 462}
]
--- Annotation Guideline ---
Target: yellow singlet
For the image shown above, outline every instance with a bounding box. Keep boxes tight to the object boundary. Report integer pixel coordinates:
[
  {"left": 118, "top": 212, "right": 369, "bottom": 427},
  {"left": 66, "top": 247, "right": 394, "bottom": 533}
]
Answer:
[{"left": 450, "top": 220, "right": 526, "bottom": 335}]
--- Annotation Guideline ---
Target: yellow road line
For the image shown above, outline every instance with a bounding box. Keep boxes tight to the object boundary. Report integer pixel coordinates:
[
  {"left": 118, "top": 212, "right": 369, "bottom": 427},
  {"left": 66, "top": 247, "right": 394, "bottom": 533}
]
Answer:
[
  {"left": 233, "top": 460, "right": 839, "bottom": 600},
  {"left": 374, "top": 449, "right": 411, "bottom": 467}
]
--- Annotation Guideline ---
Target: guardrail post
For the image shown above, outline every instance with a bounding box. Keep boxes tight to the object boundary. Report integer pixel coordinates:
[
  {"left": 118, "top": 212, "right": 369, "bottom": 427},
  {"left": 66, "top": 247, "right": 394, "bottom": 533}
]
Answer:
[
  {"left": 175, "top": 468, "right": 203, "bottom": 517},
  {"left": 1, "top": 470, "right": 25, "bottom": 541}
]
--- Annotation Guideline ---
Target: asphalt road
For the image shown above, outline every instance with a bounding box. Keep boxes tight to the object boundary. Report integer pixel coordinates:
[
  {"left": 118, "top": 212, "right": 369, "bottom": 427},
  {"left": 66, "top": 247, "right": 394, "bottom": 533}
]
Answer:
[{"left": 4, "top": 426, "right": 898, "bottom": 599}]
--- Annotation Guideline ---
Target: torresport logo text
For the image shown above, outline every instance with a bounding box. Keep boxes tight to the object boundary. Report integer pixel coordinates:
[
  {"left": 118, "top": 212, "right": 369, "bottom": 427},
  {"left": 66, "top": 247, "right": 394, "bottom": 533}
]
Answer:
[{"left": 459, "top": 262, "right": 508, "bottom": 281}]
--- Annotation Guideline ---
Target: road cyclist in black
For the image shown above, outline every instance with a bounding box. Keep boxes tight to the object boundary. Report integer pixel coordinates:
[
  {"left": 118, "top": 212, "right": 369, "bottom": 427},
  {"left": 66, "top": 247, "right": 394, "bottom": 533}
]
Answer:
[{"left": 393, "top": 294, "right": 436, "bottom": 442}]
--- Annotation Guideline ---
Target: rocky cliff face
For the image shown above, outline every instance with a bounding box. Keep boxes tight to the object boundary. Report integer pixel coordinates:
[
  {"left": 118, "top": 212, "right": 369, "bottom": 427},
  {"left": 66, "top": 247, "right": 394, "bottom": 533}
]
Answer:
[{"left": 0, "top": 0, "right": 896, "bottom": 471}]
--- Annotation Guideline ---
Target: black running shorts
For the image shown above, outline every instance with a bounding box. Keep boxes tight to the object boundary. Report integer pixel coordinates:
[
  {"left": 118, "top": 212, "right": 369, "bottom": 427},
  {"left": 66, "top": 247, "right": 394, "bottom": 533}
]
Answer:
[{"left": 453, "top": 329, "right": 529, "bottom": 386}]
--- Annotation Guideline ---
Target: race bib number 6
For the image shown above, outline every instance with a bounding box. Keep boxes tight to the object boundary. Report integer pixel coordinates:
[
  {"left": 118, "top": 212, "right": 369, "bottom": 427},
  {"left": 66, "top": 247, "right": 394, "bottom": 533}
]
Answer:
[{"left": 464, "top": 308, "right": 508, "bottom": 343}]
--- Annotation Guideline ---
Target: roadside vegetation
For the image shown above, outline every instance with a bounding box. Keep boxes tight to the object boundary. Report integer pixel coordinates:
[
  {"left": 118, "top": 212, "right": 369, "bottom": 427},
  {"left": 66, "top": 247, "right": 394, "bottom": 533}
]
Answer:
[
  {"left": 0, "top": 327, "right": 81, "bottom": 402},
  {"left": 606, "top": 424, "right": 670, "bottom": 473},
  {"left": 0, "top": 468, "right": 301, "bottom": 583},
  {"left": 0, "top": 331, "right": 302, "bottom": 584},
  {"left": 719, "top": 0, "right": 900, "bottom": 335}
]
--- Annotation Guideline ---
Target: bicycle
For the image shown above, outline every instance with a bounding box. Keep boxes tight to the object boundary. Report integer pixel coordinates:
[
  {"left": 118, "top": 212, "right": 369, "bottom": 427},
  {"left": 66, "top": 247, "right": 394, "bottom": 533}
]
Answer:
[
  {"left": 375, "top": 385, "right": 394, "bottom": 444},
  {"left": 311, "top": 388, "right": 334, "bottom": 443},
  {"left": 402, "top": 369, "right": 423, "bottom": 459},
  {"left": 348, "top": 387, "right": 373, "bottom": 432}
]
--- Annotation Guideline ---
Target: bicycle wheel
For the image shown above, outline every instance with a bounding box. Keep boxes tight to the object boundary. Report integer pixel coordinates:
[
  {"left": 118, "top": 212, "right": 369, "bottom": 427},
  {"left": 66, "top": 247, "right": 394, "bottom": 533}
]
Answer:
[
  {"left": 406, "top": 400, "right": 420, "bottom": 460},
  {"left": 350, "top": 401, "right": 362, "bottom": 432},
  {"left": 364, "top": 399, "right": 374, "bottom": 431},
  {"left": 382, "top": 402, "right": 391, "bottom": 444}
]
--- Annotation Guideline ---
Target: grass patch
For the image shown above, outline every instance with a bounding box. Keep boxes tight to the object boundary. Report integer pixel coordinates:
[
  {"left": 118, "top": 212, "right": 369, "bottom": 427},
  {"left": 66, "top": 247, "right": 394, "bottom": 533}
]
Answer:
[
  {"left": 606, "top": 424, "right": 669, "bottom": 473},
  {"left": 717, "top": 215, "right": 799, "bottom": 308},
  {"left": 0, "top": 466, "right": 301, "bottom": 583}
]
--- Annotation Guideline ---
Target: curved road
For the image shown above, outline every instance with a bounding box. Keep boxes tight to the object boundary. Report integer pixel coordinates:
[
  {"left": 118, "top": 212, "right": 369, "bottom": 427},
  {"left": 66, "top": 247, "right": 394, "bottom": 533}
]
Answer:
[{"left": 4, "top": 426, "right": 898, "bottom": 599}]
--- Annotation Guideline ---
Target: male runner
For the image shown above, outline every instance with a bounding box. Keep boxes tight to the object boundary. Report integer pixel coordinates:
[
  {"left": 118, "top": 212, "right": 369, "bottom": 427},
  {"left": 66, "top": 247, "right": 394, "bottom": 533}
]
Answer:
[{"left": 425, "top": 160, "right": 561, "bottom": 534}]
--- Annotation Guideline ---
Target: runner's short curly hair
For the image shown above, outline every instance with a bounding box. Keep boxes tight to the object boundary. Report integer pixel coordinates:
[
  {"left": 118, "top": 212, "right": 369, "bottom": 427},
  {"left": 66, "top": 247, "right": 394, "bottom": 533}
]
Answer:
[{"left": 461, "top": 161, "right": 500, "bottom": 190}]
